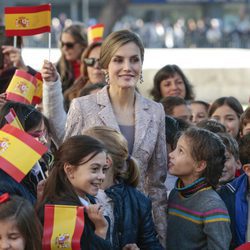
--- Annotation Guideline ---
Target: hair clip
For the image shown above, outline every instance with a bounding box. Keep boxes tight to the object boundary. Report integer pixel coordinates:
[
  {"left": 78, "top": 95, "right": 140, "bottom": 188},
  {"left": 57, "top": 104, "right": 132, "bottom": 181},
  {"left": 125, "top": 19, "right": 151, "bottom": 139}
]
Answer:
[
  {"left": 24, "top": 109, "right": 35, "bottom": 121},
  {"left": 0, "top": 193, "right": 10, "bottom": 203}
]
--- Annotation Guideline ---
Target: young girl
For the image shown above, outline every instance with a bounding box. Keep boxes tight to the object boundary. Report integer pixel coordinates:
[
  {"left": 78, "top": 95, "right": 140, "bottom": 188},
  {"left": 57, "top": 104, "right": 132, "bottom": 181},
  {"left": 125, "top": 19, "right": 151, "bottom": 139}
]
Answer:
[
  {"left": 37, "top": 135, "right": 112, "bottom": 249},
  {"left": 0, "top": 101, "right": 51, "bottom": 204},
  {"left": 83, "top": 126, "right": 163, "bottom": 250},
  {"left": 167, "top": 127, "right": 232, "bottom": 249},
  {"left": 0, "top": 193, "right": 42, "bottom": 250}
]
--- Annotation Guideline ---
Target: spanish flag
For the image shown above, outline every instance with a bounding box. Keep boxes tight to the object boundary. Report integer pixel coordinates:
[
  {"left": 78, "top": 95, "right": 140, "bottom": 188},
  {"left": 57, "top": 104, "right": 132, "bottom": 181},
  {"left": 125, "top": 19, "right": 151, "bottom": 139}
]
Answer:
[
  {"left": 5, "top": 108, "right": 24, "bottom": 130},
  {"left": 6, "top": 69, "right": 37, "bottom": 104},
  {"left": 0, "top": 124, "right": 47, "bottom": 182},
  {"left": 5, "top": 4, "right": 51, "bottom": 36},
  {"left": 32, "top": 72, "right": 43, "bottom": 105},
  {"left": 87, "top": 24, "right": 104, "bottom": 45},
  {"left": 43, "top": 205, "right": 85, "bottom": 250}
]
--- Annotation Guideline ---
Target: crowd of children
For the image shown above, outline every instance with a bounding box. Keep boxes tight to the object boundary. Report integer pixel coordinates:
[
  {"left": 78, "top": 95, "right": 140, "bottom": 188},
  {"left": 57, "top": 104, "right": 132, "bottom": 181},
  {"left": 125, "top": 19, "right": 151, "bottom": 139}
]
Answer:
[{"left": 0, "top": 23, "right": 249, "bottom": 250}]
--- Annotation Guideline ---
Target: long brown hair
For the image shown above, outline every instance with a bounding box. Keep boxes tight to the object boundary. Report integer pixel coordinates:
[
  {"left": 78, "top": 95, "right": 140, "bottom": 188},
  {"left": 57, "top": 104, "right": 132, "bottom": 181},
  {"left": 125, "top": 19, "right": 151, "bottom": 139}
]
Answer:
[
  {"left": 39, "top": 135, "right": 106, "bottom": 204},
  {"left": 83, "top": 126, "right": 140, "bottom": 187},
  {"left": 0, "top": 195, "right": 42, "bottom": 250}
]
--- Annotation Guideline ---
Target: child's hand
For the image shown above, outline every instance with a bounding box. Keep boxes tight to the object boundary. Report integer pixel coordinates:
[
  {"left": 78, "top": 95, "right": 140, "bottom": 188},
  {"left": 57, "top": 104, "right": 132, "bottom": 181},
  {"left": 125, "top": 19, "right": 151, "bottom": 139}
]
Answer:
[
  {"left": 122, "top": 244, "right": 140, "bottom": 250},
  {"left": 2, "top": 45, "right": 26, "bottom": 70},
  {"left": 85, "top": 204, "right": 108, "bottom": 239},
  {"left": 41, "top": 60, "right": 58, "bottom": 82}
]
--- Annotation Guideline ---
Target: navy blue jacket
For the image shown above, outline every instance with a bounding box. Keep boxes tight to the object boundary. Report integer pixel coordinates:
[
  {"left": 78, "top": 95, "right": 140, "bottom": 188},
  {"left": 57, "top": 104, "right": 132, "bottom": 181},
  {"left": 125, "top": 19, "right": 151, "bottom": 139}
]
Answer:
[
  {"left": 105, "top": 181, "right": 164, "bottom": 250},
  {"left": 218, "top": 174, "right": 249, "bottom": 249}
]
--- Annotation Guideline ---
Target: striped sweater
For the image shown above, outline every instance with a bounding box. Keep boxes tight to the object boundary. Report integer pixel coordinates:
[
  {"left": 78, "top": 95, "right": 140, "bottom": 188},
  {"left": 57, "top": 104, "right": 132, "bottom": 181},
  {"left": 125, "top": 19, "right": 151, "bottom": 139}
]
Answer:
[{"left": 167, "top": 178, "right": 232, "bottom": 250}]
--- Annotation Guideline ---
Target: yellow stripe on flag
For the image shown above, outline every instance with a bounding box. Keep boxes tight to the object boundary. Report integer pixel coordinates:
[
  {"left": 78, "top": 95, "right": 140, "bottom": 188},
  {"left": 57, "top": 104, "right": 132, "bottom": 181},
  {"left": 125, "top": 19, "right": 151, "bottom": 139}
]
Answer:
[
  {"left": 5, "top": 11, "right": 50, "bottom": 31},
  {"left": 50, "top": 206, "right": 78, "bottom": 249},
  {"left": 7, "top": 75, "right": 36, "bottom": 103},
  {"left": 0, "top": 130, "right": 41, "bottom": 175}
]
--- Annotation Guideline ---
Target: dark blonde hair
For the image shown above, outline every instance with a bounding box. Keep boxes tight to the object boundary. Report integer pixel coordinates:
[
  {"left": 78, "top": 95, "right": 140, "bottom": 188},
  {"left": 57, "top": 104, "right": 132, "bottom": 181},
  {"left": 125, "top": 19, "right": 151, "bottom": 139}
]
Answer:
[
  {"left": 83, "top": 126, "right": 140, "bottom": 187},
  {"left": 99, "top": 30, "right": 144, "bottom": 70},
  {"left": 0, "top": 195, "right": 42, "bottom": 250}
]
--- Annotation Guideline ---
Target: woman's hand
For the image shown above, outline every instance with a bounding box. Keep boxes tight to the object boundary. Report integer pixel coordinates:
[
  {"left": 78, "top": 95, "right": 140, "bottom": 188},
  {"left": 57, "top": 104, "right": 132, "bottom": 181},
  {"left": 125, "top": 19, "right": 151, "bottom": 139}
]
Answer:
[
  {"left": 41, "top": 60, "right": 58, "bottom": 82},
  {"left": 85, "top": 204, "right": 108, "bottom": 239},
  {"left": 2, "top": 45, "right": 27, "bottom": 70},
  {"left": 122, "top": 244, "right": 140, "bottom": 250}
]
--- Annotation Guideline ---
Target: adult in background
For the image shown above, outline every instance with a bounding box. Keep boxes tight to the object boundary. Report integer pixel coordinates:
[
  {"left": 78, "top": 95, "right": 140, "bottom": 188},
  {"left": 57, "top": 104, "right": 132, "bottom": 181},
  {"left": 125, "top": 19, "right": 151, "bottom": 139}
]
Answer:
[
  {"left": 150, "top": 64, "right": 195, "bottom": 102},
  {"left": 64, "top": 30, "right": 168, "bottom": 247}
]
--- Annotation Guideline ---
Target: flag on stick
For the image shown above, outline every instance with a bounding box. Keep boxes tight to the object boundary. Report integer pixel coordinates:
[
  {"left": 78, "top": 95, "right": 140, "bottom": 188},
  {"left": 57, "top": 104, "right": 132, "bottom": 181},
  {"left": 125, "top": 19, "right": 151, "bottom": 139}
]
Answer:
[
  {"left": 32, "top": 72, "right": 43, "bottom": 105},
  {"left": 43, "top": 205, "right": 85, "bottom": 250},
  {"left": 0, "top": 124, "right": 47, "bottom": 182},
  {"left": 87, "top": 24, "right": 104, "bottom": 45},
  {"left": 5, "top": 108, "right": 24, "bottom": 130},
  {"left": 6, "top": 69, "right": 37, "bottom": 104},
  {"left": 5, "top": 4, "right": 51, "bottom": 36}
]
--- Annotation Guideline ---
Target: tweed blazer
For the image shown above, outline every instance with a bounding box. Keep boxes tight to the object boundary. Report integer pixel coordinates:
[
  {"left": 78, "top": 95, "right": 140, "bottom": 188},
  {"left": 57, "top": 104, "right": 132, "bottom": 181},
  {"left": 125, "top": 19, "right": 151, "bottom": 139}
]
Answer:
[{"left": 65, "top": 86, "right": 168, "bottom": 247}]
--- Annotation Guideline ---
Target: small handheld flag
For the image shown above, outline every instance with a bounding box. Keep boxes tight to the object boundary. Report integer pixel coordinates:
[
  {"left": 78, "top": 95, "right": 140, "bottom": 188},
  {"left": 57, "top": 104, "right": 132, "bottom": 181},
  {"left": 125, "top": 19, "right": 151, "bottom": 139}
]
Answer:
[
  {"left": 5, "top": 4, "right": 51, "bottom": 37},
  {"left": 43, "top": 205, "right": 85, "bottom": 250},
  {"left": 32, "top": 72, "right": 43, "bottom": 105},
  {"left": 6, "top": 69, "right": 37, "bottom": 104},
  {"left": 5, "top": 108, "right": 24, "bottom": 130},
  {"left": 87, "top": 24, "right": 104, "bottom": 45},
  {"left": 0, "top": 124, "right": 47, "bottom": 182}
]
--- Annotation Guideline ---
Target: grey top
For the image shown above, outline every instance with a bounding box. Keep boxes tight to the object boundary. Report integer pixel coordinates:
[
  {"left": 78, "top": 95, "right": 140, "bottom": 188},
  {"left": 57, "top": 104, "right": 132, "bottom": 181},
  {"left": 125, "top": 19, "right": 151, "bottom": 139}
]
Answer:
[{"left": 119, "top": 125, "right": 135, "bottom": 155}]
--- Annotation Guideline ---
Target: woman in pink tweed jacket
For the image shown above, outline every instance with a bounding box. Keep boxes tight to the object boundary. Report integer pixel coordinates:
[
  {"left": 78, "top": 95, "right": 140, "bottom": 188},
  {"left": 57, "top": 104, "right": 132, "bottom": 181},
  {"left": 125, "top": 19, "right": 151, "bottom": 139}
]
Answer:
[{"left": 64, "top": 30, "right": 168, "bottom": 248}]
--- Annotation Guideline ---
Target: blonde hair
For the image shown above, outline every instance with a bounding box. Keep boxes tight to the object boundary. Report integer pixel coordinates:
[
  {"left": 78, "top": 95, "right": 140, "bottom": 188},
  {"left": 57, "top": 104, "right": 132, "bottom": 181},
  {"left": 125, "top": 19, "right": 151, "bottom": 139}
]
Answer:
[
  {"left": 83, "top": 126, "right": 140, "bottom": 187},
  {"left": 99, "top": 29, "right": 144, "bottom": 70}
]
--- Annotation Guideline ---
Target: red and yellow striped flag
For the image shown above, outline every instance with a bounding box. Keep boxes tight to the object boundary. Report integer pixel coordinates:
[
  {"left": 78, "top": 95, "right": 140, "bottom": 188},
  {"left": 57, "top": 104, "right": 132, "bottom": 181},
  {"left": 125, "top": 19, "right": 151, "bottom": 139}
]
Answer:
[
  {"left": 43, "top": 205, "right": 85, "bottom": 250},
  {"left": 0, "top": 124, "right": 47, "bottom": 182},
  {"left": 32, "top": 72, "right": 43, "bottom": 105},
  {"left": 6, "top": 69, "right": 37, "bottom": 104},
  {"left": 87, "top": 24, "right": 104, "bottom": 45},
  {"left": 5, "top": 108, "right": 24, "bottom": 130},
  {"left": 5, "top": 4, "right": 51, "bottom": 36}
]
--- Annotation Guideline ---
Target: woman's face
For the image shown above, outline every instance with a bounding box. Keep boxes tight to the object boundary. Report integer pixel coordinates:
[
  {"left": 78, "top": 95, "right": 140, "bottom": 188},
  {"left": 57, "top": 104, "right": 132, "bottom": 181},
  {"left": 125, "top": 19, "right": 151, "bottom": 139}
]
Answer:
[
  {"left": 211, "top": 104, "right": 240, "bottom": 138},
  {"left": 0, "top": 218, "right": 25, "bottom": 250},
  {"left": 86, "top": 46, "right": 104, "bottom": 84},
  {"left": 159, "top": 73, "right": 186, "bottom": 99},
  {"left": 107, "top": 42, "right": 142, "bottom": 89},
  {"left": 61, "top": 33, "right": 84, "bottom": 62}
]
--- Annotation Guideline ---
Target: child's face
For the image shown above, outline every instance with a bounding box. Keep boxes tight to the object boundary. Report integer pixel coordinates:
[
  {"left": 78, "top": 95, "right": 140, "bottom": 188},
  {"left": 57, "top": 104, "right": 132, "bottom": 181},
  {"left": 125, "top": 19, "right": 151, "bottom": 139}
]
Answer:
[
  {"left": 190, "top": 103, "right": 208, "bottom": 124},
  {"left": 211, "top": 105, "right": 240, "bottom": 138},
  {"left": 66, "top": 151, "right": 109, "bottom": 197},
  {"left": 168, "top": 135, "right": 199, "bottom": 185},
  {"left": 242, "top": 122, "right": 250, "bottom": 136},
  {"left": 0, "top": 218, "right": 25, "bottom": 250},
  {"left": 219, "top": 150, "right": 241, "bottom": 184}
]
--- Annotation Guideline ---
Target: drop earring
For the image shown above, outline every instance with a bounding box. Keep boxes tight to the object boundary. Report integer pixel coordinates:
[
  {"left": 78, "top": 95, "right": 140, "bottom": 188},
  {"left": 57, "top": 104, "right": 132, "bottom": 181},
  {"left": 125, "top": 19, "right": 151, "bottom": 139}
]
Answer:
[
  {"left": 139, "top": 73, "right": 144, "bottom": 84},
  {"left": 104, "top": 71, "right": 110, "bottom": 85}
]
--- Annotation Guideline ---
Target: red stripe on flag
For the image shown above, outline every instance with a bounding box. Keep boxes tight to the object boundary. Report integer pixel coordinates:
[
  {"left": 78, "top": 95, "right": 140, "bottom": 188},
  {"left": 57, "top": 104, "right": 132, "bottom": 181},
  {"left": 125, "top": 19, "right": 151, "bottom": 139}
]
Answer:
[
  {"left": 6, "top": 92, "right": 30, "bottom": 104},
  {"left": 35, "top": 72, "right": 43, "bottom": 81},
  {"left": 15, "top": 70, "right": 37, "bottom": 86},
  {"left": 93, "top": 37, "right": 103, "bottom": 42},
  {"left": 4, "top": 4, "right": 51, "bottom": 14},
  {"left": 72, "top": 207, "right": 85, "bottom": 249},
  {"left": 32, "top": 96, "right": 42, "bottom": 105},
  {"left": 6, "top": 26, "right": 51, "bottom": 37},
  {"left": 89, "top": 24, "right": 104, "bottom": 29},
  {"left": 42, "top": 205, "right": 55, "bottom": 250},
  {"left": 2, "top": 125, "right": 48, "bottom": 155},
  {"left": 0, "top": 156, "right": 25, "bottom": 182}
]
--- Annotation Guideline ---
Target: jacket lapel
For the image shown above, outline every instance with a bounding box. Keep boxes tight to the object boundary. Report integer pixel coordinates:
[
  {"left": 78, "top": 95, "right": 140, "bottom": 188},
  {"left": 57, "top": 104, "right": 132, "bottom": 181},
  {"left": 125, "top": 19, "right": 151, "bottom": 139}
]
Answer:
[
  {"left": 96, "top": 86, "right": 120, "bottom": 131},
  {"left": 133, "top": 93, "right": 152, "bottom": 155}
]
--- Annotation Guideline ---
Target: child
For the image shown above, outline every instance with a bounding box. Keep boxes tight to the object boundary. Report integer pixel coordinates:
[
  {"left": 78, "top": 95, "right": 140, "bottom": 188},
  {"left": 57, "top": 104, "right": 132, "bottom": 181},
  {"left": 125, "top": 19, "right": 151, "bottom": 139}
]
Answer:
[
  {"left": 0, "top": 193, "right": 42, "bottom": 250},
  {"left": 218, "top": 133, "right": 250, "bottom": 249},
  {"left": 37, "top": 135, "right": 112, "bottom": 249},
  {"left": 217, "top": 132, "right": 241, "bottom": 186},
  {"left": 239, "top": 106, "right": 250, "bottom": 137},
  {"left": 190, "top": 100, "right": 209, "bottom": 125},
  {"left": 167, "top": 127, "right": 231, "bottom": 249},
  {"left": 83, "top": 126, "right": 163, "bottom": 250}
]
